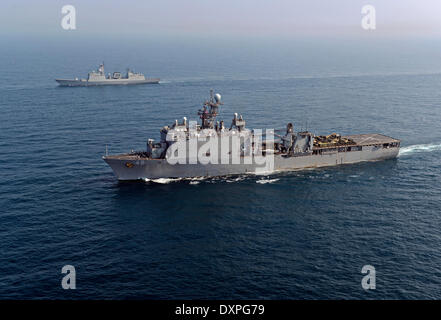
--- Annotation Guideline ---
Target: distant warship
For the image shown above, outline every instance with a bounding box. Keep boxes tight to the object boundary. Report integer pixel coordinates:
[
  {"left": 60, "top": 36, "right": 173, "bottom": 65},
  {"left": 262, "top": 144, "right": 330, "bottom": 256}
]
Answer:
[
  {"left": 55, "top": 63, "right": 159, "bottom": 86},
  {"left": 103, "top": 90, "right": 401, "bottom": 180}
]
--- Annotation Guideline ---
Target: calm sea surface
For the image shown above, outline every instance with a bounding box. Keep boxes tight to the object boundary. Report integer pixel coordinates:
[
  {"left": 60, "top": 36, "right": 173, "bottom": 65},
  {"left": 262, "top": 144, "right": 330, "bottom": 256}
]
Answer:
[{"left": 1, "top": 36, "right": 441, "bottom": 299}]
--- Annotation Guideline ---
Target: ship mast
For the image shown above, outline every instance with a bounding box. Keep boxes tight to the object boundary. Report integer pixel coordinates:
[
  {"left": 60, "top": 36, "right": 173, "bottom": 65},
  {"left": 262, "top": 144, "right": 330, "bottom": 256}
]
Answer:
[
  {"left": 198, "top": 89, "right": 223, "bottom": 129},
  {"left": 98, "top": 62, "right": 104, "bottom": 75}
]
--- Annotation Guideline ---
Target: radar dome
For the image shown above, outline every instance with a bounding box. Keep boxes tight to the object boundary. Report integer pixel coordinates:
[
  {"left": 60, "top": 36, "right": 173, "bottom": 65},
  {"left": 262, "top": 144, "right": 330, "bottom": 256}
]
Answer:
[{"left": 214, "top": 93, "right": 222, "bottom": 103}]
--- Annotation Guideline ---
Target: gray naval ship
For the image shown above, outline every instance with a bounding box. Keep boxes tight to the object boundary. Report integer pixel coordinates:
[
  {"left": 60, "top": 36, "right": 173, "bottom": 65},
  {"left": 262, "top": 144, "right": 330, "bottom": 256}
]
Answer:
[
  {"left": 55, "top": 63, "right": 159, "bottom": 86},
  {"left": 103, "top": 91, "right": 400, "bottom": 180}
]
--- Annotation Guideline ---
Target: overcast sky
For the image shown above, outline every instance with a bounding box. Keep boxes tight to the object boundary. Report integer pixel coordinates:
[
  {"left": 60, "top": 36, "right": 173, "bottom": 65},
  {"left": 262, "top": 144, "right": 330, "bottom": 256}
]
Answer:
[{"left": 2, "top": 0, "right": 441, "bottom": 38}]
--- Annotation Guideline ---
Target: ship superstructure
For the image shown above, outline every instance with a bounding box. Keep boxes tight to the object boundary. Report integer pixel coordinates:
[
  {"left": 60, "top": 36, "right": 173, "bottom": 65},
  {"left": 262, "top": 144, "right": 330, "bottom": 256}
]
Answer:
[
  {"left": 103, "top": 91, "right": 400, "bottom": 180},
  {"left": 55, "top": 63, "right": 159, "bottom": 86}
]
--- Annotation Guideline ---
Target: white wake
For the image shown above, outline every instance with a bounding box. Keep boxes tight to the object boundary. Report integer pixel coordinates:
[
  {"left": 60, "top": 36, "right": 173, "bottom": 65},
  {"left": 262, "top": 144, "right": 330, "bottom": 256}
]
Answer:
[
  {"left": 143, "top": 178, "right": 183, "bottom": 184},
  {"left": 256, "top": 178, "right": 280, "bottom": 184},
  {"left": 398, "top": 143, "right": 441, "bottom": 157}
]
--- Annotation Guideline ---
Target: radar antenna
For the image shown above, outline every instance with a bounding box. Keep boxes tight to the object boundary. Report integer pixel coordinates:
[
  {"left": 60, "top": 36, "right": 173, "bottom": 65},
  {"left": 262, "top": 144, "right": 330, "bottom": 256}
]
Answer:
[{"left": 198, "top": 89, "right": 223, "bottom": 129}]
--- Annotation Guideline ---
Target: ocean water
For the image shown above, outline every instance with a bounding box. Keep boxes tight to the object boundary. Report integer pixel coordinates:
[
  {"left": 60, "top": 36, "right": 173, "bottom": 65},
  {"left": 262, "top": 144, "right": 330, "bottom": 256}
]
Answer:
[{"left": 1, "top": 35, "right": 441, "bottom": 299}]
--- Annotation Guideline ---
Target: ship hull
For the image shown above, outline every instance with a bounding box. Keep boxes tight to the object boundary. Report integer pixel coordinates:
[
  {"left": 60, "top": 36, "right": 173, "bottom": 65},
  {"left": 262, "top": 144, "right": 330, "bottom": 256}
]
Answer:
[
  {"left": 103, "top": 145, "right": 400, "bottom": 181},
  {"left": 55, "top": 78, "right": 160, "bottom": 87}
]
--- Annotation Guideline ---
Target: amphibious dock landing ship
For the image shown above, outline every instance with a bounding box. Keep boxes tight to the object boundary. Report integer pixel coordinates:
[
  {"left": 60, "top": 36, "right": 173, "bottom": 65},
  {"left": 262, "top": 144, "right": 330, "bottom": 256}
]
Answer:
[
  {"left": 55, "top": 63, "right": 159, "bottom": 86},
  {"left": 103, "top": 91, "right": 400, "bottom": 180}
]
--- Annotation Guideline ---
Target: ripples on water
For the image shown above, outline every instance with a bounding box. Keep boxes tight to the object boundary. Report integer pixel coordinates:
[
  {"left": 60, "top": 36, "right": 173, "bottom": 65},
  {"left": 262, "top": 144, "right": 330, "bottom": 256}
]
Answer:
[{"left": 1, "top": 39, "right": 441, "bottom": 299}]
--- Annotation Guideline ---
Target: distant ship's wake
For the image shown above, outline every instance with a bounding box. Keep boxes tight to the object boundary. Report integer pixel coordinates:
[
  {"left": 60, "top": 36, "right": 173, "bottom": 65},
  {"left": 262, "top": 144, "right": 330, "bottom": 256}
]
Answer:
[{"left": 399, "top": 143, "right": 441, "bottom": 156}]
